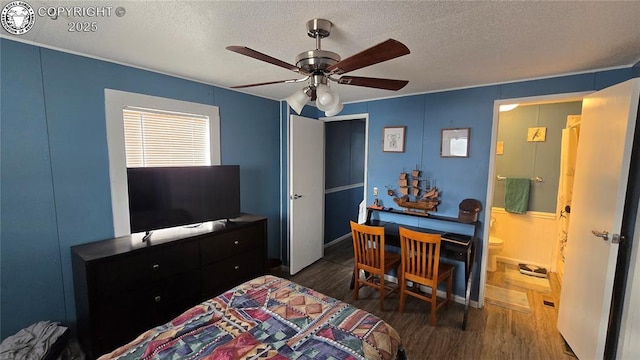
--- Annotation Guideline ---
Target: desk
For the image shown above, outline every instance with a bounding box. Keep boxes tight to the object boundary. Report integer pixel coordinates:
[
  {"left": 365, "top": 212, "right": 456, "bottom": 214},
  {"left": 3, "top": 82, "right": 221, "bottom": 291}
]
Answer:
[{"left": 362, "top": 207, "right": 480, "bottom": 330}]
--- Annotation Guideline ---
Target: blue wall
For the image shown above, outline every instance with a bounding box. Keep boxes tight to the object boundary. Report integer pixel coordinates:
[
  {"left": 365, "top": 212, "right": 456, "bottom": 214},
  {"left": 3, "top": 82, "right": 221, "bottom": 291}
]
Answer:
[
  {"left": 0, "top": 38, "right": 280, "bottom": 338},
  {"left": 493, "top": 101, "right": 583, "bottom": 212},
  {"left": 325, "top": 120, "right": 365, "bottom": 189},
  {"left": 305, "top": 67, "right": 636, "bottom": 299},
  {"left": 1, "top": 39, "right": 67, "bottom": 339},
  {"left": 324, "top": 120, "right": 365, "bottom": 244},
  {"left": 325, "top": 187, "right": 364, "bottom": 242}
]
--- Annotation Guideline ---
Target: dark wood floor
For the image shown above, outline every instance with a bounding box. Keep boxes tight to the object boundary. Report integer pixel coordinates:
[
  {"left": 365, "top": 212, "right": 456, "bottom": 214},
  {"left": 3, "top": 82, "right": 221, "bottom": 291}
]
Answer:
[{"left": 285, "top": 238, "right": 576, "bottom": 360}]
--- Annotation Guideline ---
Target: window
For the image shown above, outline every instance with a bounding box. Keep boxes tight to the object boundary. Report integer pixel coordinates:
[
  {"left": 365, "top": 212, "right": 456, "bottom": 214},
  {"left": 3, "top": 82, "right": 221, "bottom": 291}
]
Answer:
[
  {"left": 105, "top": 89, "right": 220, "bottom": 237},
  {"left": 123, "top": 107, "right": 210, "bottom": 167}
]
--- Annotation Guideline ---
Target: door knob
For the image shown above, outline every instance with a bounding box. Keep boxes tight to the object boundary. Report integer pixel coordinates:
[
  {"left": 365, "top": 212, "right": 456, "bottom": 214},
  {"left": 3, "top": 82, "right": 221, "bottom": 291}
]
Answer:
[
  {"left": 291, "top": 194, "right": 303, "bottom": 200},
  {"left": 591, "top": 230, "right": 609, "bottom": 241}
]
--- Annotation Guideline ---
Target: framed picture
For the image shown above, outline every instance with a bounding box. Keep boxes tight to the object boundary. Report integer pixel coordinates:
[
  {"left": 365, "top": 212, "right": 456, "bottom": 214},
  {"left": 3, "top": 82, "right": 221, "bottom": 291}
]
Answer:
[
  {"left": 382, "top": 126, "right": 406, "bottom": 152},
  {"left": 441, "top": 128, "right": 470, "bottom": 158},
  {"left": 527, "top": 127, "right": 547, "bottom": 142}
]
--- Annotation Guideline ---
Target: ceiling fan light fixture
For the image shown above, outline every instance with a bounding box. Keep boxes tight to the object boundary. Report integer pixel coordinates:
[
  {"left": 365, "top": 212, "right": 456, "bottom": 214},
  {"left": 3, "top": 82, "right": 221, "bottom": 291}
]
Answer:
[
  {"left": 316, "top": 83, "right": 343, "bottom": 115},
  {"left": 316, "top": 86, "right": 340, "bottom": 110},
  {"left": 286, "top": 89, "right": 309, "bottom": 115},
  {"left": 324, "top": 102, "right": 344, "bottom": 117},
  {"left": 315, "top": 98, "right": 329, "bottom": 111},
  {"left": 316, "top": 84, "right": 333, "bottom": 106}
]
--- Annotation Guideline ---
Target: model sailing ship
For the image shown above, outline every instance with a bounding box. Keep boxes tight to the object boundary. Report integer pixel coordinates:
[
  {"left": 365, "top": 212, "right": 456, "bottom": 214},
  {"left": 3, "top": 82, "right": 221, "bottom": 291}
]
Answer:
[{"left": 387, "top": 168, "right": 439, "bottom": 214}]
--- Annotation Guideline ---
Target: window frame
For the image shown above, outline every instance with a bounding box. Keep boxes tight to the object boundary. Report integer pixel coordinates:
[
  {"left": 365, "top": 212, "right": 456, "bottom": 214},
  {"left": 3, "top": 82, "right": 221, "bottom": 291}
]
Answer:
[{"left": 105, "top": 89, "right": 220, "bottom": 237}]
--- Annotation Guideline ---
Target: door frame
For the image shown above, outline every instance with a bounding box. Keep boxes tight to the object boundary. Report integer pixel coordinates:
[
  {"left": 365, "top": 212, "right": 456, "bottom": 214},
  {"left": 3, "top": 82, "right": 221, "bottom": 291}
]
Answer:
[
  {"left": 479, "top": 91, "right": 592, "bottom": 307},
  {"left": 608, "top": 80, "right": 640, "bottom": 358},
  {"left": 284, "top": 112, "right": 370, "bottom": 271},
  {"left": 618, "top": 193, "right": 640, "bottom": 358},
  {"left": 319, "top": 113, "right": 371, "bottom": 223}
]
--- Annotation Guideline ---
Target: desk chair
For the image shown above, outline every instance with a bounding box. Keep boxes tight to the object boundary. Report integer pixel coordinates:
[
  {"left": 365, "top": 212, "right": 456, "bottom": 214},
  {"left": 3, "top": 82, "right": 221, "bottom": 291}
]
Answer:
[
  {"left": 350, "top": 221, "right": 402, "bottom": 311},
  {"left": 398, "top": 227, "right": 454, "bottom": 326}
]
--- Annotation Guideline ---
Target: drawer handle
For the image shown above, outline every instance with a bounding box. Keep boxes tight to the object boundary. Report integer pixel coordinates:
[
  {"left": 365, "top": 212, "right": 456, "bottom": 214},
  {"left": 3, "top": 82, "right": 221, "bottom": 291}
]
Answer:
[
  {"left": 154, "top": 296, "right": 161, "bottom": 302},
  {"left": 152, "top": 264, "right": 160, "bottom": 270},
  {"left": 234, "top": 265, "right": 240, "bottom": 270},
  {"left": 234, "top": 240, "right": 239, "bottom": 245}
]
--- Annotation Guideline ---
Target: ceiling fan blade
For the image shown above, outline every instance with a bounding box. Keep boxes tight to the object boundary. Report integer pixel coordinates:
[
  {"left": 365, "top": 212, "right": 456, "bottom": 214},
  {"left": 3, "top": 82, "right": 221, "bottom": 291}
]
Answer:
[
  {"left": 337, "top": 76, "right": 409, "bottom": 91},
  {"left": 230, "top": 79, "right": 301, "bottom": 89},
  {"left": 327, "top": 39, "right": 410, "bottom": 75},
  {"left": 226, "top": 46, "right": 304, "bottom": 73}
]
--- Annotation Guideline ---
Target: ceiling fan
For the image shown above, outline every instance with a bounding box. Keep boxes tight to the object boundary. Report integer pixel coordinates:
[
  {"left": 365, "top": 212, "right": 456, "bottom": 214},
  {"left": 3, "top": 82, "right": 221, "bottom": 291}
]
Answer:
[{"left": 226, "top": 18, "right": 410, "bottom": 116}]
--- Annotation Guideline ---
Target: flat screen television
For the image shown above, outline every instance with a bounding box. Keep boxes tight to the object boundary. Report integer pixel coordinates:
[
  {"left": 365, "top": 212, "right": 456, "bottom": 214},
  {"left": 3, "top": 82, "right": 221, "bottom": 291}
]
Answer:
[{"left": 127, "top": 165, "right": 241, "bottom": 233}]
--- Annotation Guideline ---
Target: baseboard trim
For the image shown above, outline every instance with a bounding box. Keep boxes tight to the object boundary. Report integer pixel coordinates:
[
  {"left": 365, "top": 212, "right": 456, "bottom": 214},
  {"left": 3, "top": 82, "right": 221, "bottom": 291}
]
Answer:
[
  {"left": 281, "top": 265, "right": 290, "bottom": 275},
  {"left": 384, "top": 275, "right": 479, "bottom": 308},
  {"left": 324, "top": 233, "right": 351, "bottom": 248}
]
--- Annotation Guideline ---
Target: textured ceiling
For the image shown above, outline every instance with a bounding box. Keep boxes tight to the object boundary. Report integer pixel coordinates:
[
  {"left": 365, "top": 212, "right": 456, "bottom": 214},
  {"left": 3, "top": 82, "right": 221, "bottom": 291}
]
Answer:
[{"left": 3, "top": 1, "right": 640, "bottom": 103}]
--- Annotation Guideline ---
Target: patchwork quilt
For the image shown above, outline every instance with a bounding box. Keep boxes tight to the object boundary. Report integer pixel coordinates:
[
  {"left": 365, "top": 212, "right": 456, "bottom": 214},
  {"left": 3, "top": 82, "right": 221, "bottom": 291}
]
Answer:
[{"left": 98, "top": 275, "right": 402, "bottom": 360}]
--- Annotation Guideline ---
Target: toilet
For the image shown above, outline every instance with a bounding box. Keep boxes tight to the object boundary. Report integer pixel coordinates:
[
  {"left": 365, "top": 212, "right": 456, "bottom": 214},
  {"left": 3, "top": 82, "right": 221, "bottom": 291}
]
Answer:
[
  {"left": 487, "top": 217, "right": 504, "bottom": 272},
  {"left": 487, "top": 236, "right": 504, "bottom": 272}
]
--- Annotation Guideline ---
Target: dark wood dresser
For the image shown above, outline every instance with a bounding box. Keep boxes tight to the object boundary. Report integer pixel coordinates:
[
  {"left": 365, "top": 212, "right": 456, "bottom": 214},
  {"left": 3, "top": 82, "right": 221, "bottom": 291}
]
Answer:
[{"left": 71, "top": 214, "right": 267, "bottom": 359}]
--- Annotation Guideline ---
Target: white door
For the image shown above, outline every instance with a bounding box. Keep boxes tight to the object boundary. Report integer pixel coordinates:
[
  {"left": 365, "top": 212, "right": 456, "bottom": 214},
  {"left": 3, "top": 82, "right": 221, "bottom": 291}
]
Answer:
[
  {"left": 557, "top": 78, "right": 640, "bottom": 359},
  {"left": 289, "top": 115, "right": 325, "bottom": 275}
]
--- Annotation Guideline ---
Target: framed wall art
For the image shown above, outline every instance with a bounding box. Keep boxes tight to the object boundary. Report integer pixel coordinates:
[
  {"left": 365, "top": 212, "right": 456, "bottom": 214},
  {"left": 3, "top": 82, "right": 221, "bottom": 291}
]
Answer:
[
  {"left": 383, "top": 126, "right": 406, "bottom": 152},
  {"left": 527, "top": 127, "right": 547, "bottom": 142},
  {"left": 441, "top": 128, "right": 470, "bottom": 158}
]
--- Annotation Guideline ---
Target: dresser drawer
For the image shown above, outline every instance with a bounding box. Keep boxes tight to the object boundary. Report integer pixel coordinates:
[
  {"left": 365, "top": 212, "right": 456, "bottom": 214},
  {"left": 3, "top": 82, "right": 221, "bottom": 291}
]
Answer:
[
  {"left": 201, "top": 250, "right": 265, "bottom": 298},
  {"left": 139, "top": 270, "right": 201, "bottom": 315},
  {"left": 200, "top": 224, "right": 263, "bottom": 264},
  {"left": 92, "top": 270, "right": 201, "bottom": 354},
  {"left": 93, "top": 241, "right": 199, "bottom": 291}
]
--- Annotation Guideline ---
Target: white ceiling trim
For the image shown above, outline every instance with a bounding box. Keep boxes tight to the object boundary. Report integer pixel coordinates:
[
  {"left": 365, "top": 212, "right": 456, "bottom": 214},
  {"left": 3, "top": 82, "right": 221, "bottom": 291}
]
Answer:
[{"left": 3, "top": 34, "right": 636, "bottom": 108}]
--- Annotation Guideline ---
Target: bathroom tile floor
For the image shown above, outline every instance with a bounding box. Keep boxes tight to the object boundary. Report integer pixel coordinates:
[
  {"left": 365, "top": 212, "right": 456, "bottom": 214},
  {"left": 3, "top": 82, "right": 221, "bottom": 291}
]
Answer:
[
  {"left": 486, "top": 262, "right": 559, "bottom": 309},
  {"left": 485, "top": 262, "right": 574, "bottom": 357}
]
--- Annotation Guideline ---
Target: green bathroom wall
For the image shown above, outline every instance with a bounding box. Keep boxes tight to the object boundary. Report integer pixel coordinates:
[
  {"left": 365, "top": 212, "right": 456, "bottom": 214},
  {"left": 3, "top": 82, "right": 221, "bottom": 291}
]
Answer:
[{"left": 493, "top": 101, "right": 583, "bottom": 212}]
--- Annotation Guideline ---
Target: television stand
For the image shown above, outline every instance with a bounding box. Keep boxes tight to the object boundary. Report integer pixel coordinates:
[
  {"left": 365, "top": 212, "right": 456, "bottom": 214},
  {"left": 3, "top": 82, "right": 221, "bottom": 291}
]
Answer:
[{"left": 71, "top": 213, "right": 267, "bottom": 358}]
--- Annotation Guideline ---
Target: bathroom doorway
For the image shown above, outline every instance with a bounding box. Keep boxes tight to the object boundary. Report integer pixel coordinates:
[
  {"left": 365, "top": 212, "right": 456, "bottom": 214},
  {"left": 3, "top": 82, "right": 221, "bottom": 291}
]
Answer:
[
  {"left": 481, "top": 80, "right": 640, "bottom": 358},
  {"left": 480, "top": 92, "right": 590, "bottom": 309}
]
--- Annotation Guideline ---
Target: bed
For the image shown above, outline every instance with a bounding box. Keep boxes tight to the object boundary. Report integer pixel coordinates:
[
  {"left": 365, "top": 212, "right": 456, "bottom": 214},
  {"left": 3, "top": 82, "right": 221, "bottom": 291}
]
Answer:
[{"left": 98, "top": 275, "right": 404, "bottom": 360}]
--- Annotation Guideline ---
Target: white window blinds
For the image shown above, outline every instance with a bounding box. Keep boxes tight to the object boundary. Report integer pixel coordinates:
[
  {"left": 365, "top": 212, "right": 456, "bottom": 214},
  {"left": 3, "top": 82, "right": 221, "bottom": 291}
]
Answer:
[{"left": 123, "top": 107, "right": 211, "bottom": 167}]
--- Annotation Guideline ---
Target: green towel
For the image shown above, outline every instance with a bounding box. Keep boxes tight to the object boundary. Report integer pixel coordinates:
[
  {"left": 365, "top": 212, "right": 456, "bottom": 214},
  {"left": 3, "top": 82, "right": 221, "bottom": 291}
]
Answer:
[{"left": 505, "top": 178, "right": 530, "bottom": 214}]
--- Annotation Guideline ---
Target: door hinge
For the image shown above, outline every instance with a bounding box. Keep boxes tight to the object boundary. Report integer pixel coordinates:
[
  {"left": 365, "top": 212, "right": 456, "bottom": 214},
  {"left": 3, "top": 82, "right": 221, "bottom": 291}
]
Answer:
[{"left": 612, "top": 234, "right": 624, "bottom": 244}]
